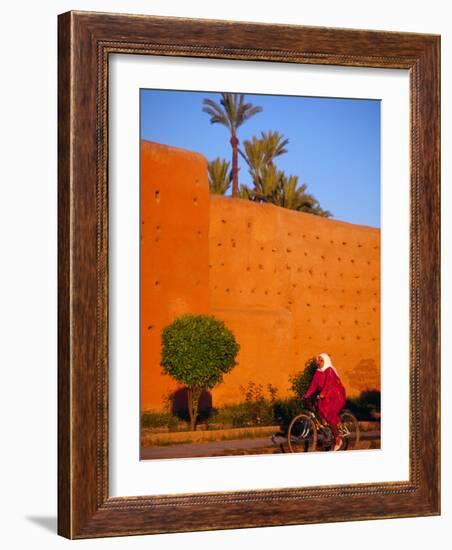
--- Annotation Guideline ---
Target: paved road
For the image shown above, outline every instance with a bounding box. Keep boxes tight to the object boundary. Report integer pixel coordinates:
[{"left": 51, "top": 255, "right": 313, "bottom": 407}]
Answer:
[{"left": 140, "top": 431, "right": 380, "bottom": 460}]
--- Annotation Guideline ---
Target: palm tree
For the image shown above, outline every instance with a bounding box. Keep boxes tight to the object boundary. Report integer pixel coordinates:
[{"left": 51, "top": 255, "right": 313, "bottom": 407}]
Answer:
[
  {"left": 238, "top": 184, "right": 253, "bottom": 200},
  {"left": 240, "top": 131, "right": 289, "bottom": 190},
  {"left": 240, "top": 130, "right": 331, "bottom": 217},
  {"left": 250, "top": 164, "right": 284, "bottom": 204},
  {"left": 240, "top": 135, "right": 266, "bottom": 188},
  {"left": 207, "top": 158, "right": 232, "bottom": 195},
  {"left": 260, "top": 130, "right": 289, "bottom": 166},
  {"left": 202, "top": 93, "right": 263, "bottom": 197},
  {"left": 277, "top": 174, "right": 302, "bottom": 209},
  {"left": 276, "top": 174, "right": 332, "bottom": 217}
]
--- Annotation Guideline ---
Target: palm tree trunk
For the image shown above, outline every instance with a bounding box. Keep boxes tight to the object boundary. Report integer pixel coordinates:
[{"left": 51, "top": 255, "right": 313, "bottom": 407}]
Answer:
[{"left": 230, "top": 134, "right": 239, "bottom": 197}]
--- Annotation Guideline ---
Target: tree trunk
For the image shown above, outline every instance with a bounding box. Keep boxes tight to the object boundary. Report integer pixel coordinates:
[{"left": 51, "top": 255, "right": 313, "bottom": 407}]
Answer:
[
  {"left": 187, "top": 388, "right": 195, "bottom": 431},
  {"left": 187, "top": 386, "right": 201, "bottom": 431},
  {"left": 230, "top": 134, "right": 239, "bottom": 197}
]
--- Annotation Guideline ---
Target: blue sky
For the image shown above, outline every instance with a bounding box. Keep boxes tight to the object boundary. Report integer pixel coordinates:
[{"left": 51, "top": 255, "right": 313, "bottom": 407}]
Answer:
[{"left": 140, "top": 89, "right": 380, "bottom": 228}]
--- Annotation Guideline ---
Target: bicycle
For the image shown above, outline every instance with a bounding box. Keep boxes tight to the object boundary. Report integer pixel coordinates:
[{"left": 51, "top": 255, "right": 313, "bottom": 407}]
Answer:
[{"left": 286, "top": 398, "right": 360, "bottom": 452}]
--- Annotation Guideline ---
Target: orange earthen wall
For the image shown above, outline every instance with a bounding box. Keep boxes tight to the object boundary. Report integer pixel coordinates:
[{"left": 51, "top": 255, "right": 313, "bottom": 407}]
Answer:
[
  {"left": 141, "top": 140, "right": 380, "bottom": 411},
  {"left": 140, "top": 141, "right": 211, "bottom": 409}
]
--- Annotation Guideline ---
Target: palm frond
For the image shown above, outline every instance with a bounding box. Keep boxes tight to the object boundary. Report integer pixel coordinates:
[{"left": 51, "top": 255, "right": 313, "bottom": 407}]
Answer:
[{"left": 208, "top": 158, "right": 232, "bottom": 195}]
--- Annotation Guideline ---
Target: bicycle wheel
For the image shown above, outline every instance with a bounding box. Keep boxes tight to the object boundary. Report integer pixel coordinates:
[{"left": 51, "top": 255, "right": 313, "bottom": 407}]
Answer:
[
  {"left": 287, "top": 413, "right": 318, "bottom": 452},
  {"left": 339, "top": 411, "right": 360, "bottom": 450}
]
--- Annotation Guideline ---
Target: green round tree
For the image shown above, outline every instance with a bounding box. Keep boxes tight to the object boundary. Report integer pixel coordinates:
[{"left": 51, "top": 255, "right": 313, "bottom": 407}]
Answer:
[
  {"left": 289, "top": 357, "right": 318, "bottom": 400},
  {"left": 161, "top": 314, "right": 240, "bottom": 430}
]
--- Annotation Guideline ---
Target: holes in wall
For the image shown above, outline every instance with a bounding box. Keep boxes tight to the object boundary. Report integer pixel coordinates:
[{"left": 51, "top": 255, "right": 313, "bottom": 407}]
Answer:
[{"left": 155, "top": 190, "right": 160, "bottom": 202}]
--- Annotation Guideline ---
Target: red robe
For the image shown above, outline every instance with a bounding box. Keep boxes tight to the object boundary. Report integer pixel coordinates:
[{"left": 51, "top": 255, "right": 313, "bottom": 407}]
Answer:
[{"left": 304, "top": 367, "right": 346, "bottom": 428}]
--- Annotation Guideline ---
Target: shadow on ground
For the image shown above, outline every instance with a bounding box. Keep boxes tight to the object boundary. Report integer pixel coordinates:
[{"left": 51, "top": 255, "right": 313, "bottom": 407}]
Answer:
[{"left": 26, "top": 516, "right": 57, "bottom": 533}]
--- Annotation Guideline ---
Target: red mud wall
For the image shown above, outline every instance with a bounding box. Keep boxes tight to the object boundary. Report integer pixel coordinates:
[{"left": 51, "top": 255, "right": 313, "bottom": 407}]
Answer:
[
  {"left": 140, "top": 141, "right": 211, "bottom": 409},
  {"left": 209, "top": 196, "right": 380, "bottom": 404},
  {"left": 141, "top": 140, "right": 380, "bottom": 411}
]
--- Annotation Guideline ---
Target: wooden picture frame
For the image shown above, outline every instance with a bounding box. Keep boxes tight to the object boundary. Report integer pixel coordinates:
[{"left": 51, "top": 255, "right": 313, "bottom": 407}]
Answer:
[{"left": 58, "top": 11, "right": 440, "bottom": 539}]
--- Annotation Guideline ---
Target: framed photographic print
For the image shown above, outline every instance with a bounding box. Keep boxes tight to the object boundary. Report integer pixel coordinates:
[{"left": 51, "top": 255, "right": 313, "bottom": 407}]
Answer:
[{"left": 58, "top": 11, "right": 440, "bottom": 538}]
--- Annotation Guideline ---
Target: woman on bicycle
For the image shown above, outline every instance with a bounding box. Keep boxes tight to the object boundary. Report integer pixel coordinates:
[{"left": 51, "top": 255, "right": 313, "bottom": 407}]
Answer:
[{"left": 303, "top": 353, "right": 346, "bottom": 451}]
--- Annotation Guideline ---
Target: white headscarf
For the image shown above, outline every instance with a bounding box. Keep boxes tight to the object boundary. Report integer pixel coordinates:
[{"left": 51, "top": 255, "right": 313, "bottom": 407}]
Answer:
[{"left": 317, "top": 353, "right": 339, "bottom": 377}]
